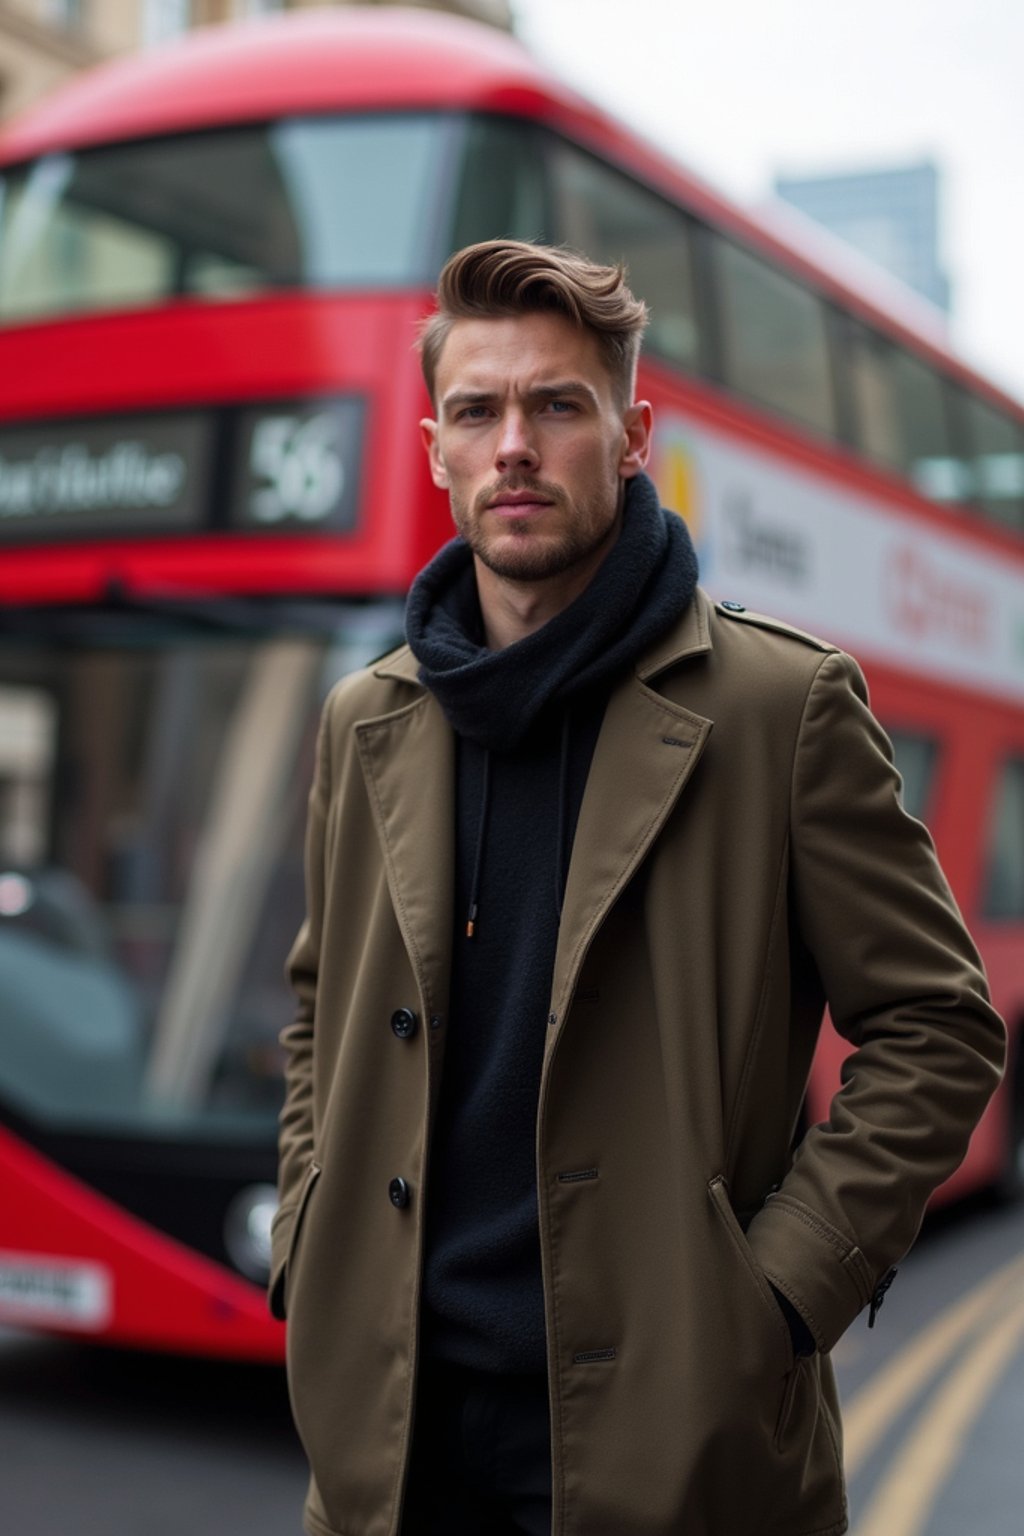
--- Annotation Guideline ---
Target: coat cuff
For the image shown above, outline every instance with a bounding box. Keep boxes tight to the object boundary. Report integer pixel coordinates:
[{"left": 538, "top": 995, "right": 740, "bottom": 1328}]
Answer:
[{"left": 745, "top": 1193, "right": 875, "bottom": 1353}]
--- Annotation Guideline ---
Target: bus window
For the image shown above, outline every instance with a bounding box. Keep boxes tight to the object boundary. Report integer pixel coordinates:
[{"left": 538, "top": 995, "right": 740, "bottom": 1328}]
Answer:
[
  {"left": 847, "top": 321, "right": 967, "bottom": 504},
  {"left": 447, "top": 116, "right": 550, "bottom": 254},
  {"left": 983, "top": 759, "right": 1024, "bottom": 919},
  {"left": 0, "top": 115, "right": 449, "bottom": 320},
  {"left": 266, "top": 115, "right": 446, "bottom": 288},
  {"left": 958, "top": 389, "right": 1024, "bottom": 531},
  {"left": 0, "top": 604, "right": 403, "bottom": 1133},
  {"left": 0, "top": 152, "right": 176, "bottom": 318},
  {"left": 0, "top": 683, "right": 56, "bottom": 866},
  {"left": 847, "top": 324, "right": 907, "bottom": 473},
  {"left": 711, "top": 237, "right": 836, "bottom": 438},
  {"left": 885, "top": 728, "right": 939, "bottom": 822},
  {"left": 548, "top": 139, "right": 700, "bottom": 371}
]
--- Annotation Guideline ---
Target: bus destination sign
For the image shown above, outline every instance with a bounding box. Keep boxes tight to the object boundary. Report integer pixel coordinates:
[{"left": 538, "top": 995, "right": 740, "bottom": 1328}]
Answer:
[
  {"left": 0, "top": 398, "right": 364, "bottom": 543},
  {"left": 0, "top": 414, "right": 213, "bottom": 540}
]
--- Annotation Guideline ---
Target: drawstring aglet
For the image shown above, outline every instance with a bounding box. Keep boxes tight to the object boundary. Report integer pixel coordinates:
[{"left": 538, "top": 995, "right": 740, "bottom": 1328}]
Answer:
[{"left": 466, "top": 904, "right": 478, "bottom": 939}]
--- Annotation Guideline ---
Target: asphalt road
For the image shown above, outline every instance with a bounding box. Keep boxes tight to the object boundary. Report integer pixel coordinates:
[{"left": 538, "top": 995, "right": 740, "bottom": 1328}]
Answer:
[
  {"left": 0, "top": 1328, "right": 307, "bottom": 1536},
  {"left": 2, "top": 1193, "right": 1023, "bottom": 1536},
  {"left": 837, "top": 1192, "right": 1024, "bottom": 1536}
]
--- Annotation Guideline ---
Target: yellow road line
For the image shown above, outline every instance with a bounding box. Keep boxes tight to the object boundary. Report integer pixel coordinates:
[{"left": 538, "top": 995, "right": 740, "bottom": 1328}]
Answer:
[
  {"left": 850, "top": 1283, "right": 1024, "bottom": 1536},
  {"left": 842, "top": 1248, "right": 1024, "bottom": 1478}
]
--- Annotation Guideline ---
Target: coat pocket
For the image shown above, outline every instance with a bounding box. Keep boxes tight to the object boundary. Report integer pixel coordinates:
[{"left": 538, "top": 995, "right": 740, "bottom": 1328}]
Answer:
[
  {"left": 698, "top": 1177, "right": 847, "bottom": 1527},
  {"left": 283, "top": 1158, "right": 322, "bottom": 1317},
  {"left": 708, "top": 1174, "right": 794, "bottom": 1381}
]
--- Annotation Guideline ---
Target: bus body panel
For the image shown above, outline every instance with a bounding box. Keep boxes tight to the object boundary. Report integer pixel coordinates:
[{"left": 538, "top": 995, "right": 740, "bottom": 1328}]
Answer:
[{"left": 0, "top": 1126, "right": 283, "bottom": 1356}]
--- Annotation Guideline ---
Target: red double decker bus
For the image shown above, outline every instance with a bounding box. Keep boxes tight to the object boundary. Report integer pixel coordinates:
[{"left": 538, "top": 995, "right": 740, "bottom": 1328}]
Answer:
[{"left": 1, "top": 8, "right": 1022, "bottom": 1358}]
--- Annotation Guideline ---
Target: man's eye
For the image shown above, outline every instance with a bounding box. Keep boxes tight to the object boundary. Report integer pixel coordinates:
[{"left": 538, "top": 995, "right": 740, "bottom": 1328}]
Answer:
[
  {"left": 546, "top": 400, "right": 576, "bottom": 414},
  {"left": 458, "top": 406, "right": 490, "bottom": 421}
]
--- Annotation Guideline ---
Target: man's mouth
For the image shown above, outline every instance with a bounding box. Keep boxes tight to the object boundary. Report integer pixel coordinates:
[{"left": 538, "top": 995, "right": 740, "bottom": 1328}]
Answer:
[{"left": 486, "top": 491, "right": 554, "bottom": 516}]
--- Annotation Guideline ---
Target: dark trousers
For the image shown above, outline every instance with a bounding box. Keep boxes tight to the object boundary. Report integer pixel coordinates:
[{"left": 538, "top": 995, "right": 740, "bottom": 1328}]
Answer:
[{"left": 401, "top": 1362, "right": 552, "bottom": 1535}]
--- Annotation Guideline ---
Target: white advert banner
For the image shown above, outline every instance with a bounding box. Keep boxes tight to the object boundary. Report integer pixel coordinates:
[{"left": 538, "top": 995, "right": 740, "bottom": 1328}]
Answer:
[{"left": 653, "top": 414, "right": 1024, "bottom": 706}]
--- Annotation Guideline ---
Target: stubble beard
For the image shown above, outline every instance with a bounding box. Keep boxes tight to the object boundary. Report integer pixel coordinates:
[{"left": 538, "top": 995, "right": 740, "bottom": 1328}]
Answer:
[{"left": 451, "top": 477, "right": 621, "bottom": 584}]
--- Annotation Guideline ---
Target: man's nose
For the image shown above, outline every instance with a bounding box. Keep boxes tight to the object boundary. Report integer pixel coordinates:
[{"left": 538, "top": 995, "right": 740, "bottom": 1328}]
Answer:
[{"left": 495, "top": 410, "right": 539, "bottom": 471}]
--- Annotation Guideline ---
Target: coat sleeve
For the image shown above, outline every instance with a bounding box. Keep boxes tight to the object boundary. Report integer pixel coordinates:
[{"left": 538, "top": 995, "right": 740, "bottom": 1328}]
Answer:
[
  {"left": 745, "top": 649, "right": 1005, "bottom": 1353},
  {"left": 268, "top": 700, "right": 331, "bottom": 1321}
]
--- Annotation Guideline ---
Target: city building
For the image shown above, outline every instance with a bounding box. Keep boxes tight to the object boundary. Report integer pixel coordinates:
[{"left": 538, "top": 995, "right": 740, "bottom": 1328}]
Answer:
[
  {"left": 774, "top": 162, "right": 951, "bottom": 315},
  {"left": 0, "top": 0, "right": 513, "bottom": 124}
]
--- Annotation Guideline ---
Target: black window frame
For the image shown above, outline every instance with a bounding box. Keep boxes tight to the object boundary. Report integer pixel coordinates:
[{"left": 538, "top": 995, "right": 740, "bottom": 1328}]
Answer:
[{"left": 982, "top": 756, "right": 1024, "bottom": 921}]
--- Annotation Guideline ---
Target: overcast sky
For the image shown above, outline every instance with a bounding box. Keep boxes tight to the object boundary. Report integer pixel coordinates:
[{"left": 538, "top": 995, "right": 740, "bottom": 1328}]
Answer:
[{"left": 513, "top": 0, "right": 1024, "bottom": 406}]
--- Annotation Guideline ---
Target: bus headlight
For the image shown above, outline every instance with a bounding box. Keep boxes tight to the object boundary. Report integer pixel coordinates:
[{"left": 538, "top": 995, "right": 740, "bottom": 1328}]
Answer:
[{"left": 223, "top": 1183, "right": 278, "bottom": 1283}]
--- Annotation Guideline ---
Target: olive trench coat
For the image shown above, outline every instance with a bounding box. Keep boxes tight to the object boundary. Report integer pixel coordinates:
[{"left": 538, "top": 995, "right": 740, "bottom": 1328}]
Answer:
[{"left": 272, "top": 589, "right": 1004, "bottom": 1536}]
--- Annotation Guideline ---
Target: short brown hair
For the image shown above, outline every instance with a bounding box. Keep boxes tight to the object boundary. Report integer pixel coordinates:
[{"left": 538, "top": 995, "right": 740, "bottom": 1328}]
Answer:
[{"left": 419, "top": 239, "right": 648, "bottom": 409}]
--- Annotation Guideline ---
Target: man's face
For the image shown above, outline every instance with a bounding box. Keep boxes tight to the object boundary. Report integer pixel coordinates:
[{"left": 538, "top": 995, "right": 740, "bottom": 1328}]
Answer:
[{"left": 421, "top": 311, "right": 650, "bottom": 585}]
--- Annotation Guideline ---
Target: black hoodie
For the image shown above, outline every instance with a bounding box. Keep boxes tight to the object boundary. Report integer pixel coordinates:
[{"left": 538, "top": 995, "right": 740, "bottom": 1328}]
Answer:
[{"left": 405, "top": 472, "right": 699, "bottom": 1373}]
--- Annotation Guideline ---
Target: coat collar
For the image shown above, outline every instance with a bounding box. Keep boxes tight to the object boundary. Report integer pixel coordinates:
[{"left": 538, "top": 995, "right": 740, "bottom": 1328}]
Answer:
[
  {"left": 373, "top": 643, "right": 421, "bottom": 686},
  {"left": 635, "top": 586, "right": 713, "bottom": 679}
]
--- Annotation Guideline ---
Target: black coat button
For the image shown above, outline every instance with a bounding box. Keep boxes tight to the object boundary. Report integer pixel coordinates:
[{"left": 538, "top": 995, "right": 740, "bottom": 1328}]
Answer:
[
  {"left": 388, "top": 1177, "right": 411, "bottom": 1209},
  {"left": 390, "top": 1008, "right": 418, "bottom": 1039}
]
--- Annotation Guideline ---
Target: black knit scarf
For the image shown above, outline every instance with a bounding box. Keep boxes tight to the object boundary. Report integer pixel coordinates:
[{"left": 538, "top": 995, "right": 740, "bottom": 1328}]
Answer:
[{"left": 405, "top": 472, "right": 699, "bottom": 751}]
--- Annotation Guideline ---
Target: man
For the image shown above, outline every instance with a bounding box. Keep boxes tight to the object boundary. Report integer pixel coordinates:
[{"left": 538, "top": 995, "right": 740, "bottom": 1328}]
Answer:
[{"left": 271, "top": 240, "right": 1004, "bottom": 1536}]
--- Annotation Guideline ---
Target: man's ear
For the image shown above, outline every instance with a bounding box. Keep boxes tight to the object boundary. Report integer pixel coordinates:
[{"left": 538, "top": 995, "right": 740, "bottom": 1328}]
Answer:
[
  {"left": 618, "top": 401, "right": 653, "bottom": 479},
  {"left": 420, "top": 418, "right": 448, "bottom": 489}
]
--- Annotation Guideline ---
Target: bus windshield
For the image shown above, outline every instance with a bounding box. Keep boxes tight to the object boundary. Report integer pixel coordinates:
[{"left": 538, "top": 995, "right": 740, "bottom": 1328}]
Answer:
[
  {"left": 0, "top": 114, "right": 450, "bottom": 320},
  {"left": 0, "top": 599, "right": 403, "bottom": 1137}
]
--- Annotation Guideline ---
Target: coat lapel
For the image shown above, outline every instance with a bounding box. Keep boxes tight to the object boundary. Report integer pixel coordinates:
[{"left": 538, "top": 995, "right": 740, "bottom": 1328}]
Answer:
[
  {"left": 355, "top": 651, "right": 454, "bottom": 1017},
  {"left": 550, "top": 680, "right": 711, "bottom": 1023},
  {"left": 549, "top": 595, "right": 715, "bottom": 1023}
]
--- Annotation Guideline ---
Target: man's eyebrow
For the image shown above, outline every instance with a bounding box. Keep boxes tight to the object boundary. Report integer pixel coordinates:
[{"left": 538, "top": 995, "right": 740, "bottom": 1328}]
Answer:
[
  {"left": 440, "top": 381, "right": 601, "bottom": 413},
  {"left": 531, "top": 381, "right": 601, "bottom": 407}
]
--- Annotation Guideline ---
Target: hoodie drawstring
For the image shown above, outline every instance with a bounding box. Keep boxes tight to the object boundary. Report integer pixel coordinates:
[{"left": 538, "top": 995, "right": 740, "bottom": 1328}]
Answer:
[{"left": 466, "top": 748, "right": 491, "bottom": 938}]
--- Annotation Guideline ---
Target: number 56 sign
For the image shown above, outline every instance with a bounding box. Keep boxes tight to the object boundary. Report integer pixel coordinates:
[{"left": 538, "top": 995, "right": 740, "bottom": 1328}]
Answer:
[{"left": 232, "top": 398, "right": 365, "bottom": 532}]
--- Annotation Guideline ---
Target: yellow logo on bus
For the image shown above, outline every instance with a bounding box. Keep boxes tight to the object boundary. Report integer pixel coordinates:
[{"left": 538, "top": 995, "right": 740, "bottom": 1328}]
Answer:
[{"left": 651, "top": 423, "right": 703, "bottom": 555}]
